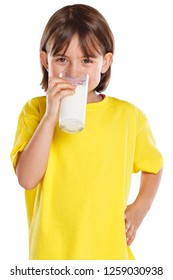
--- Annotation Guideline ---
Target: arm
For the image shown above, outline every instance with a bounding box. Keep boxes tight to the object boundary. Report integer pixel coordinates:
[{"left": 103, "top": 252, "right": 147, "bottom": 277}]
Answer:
[
  {"left": 125, "top": 168, "right": 163, "bottom": 245},
  {"left": 16, "top": 115, "right": 56, "bottom": 189},
  {"left": 16, "top": 77, "right": 76, "bottom": 190}
]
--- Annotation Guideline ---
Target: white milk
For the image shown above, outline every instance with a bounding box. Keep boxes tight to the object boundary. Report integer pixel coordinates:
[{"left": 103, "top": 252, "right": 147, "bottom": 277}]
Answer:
[{"left": 59, "top": 78, "right": 88, "bottom": 133}]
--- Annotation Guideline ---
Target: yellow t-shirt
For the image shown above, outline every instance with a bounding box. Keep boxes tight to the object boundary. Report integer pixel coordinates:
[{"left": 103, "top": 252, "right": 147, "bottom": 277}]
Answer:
[{"left": 10, "top": 96, "right": 163, "bottom": 260}]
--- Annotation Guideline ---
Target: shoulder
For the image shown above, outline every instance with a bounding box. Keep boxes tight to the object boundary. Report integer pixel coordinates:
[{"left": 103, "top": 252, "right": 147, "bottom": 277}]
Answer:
[
  {"left": 20, "top": 96, "right": 46, "bottom": 118},
  {"left": 109, "top": 96, "right": 148, "bottom": 126},
  {"left": 109, "top": 96, "right": 142, "bottom": 114}
]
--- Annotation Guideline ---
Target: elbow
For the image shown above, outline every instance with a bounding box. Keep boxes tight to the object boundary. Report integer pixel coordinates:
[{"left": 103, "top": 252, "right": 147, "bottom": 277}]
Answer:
[
  {"left": 16, "top": 169, "right": 38, "bottom": 190},
  {"left": 18, "top": 178, "right": 37, "bottom": 190},
  {"left": 15, "top": 158, "right": 43, "bottom": 190},
  {"left": 17, "top": 176, "right": 37, "bottom": 190}
]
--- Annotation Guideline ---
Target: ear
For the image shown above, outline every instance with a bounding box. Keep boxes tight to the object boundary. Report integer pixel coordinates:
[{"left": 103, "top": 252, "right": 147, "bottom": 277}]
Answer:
[
  {"left": 40, "top": 51, "right": 48, "bottom": 70},
  {"left": 101, "top": 52, "right": 113, "bottom": 74}
]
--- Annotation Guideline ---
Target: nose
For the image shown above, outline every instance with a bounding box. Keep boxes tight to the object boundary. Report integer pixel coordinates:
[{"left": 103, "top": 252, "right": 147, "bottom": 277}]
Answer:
[
  {"left": 68, "top": 60, "right": 83, "bottom": 72},
  {"left": 65, "top": 64, "right": 83, "bottom": 78}
]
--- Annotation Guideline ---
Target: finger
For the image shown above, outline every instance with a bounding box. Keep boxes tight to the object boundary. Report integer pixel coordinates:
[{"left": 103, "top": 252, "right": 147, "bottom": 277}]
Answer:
[
  {"left": 126, "top": 224, "right": 134, "bottom": 239},
  {"left": 48, "top": 76, "right": 75, "bottom": 88},
  {"left": 127, "top": 231, "right": 136, "bottom": 246},
  {"left": 48, "top": 76, "right": 75, "bottom": 92},
  {"left": 126, "top": 225, "right": 136, "bottom": 244},
  {"left": 59, "top": 88, "right": 76, "bottom": 98},
  {"left": 125, "top": 219, "right": 131, "bottom": 232},
  {"left": 47, "top": 82, "right": 76, "bottom": 97}
]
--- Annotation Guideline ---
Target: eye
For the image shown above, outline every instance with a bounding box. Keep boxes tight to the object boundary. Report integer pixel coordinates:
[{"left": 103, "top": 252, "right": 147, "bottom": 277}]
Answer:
[
  {"left": 56, "top": 56, "right": 68, "bottom": 63},
  {"left": 82, "top": 58, "right": 93, "bottom": 64}
]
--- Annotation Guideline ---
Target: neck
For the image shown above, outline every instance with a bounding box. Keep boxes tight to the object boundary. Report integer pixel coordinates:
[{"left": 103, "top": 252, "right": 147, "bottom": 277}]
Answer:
[{"left": 87, "top": 91, "right": 103, "bottom": 104}]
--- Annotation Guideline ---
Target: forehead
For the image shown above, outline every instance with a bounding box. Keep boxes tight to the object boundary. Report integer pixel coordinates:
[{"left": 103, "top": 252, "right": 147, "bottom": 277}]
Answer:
[{"left": 60, "top": 35, "right": 81, "bottom": 54}]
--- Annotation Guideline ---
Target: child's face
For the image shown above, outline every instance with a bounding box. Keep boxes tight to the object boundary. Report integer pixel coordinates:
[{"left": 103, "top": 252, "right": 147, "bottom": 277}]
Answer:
[{"left": 41, "top": 35, "right": 112, "bottom": 94}]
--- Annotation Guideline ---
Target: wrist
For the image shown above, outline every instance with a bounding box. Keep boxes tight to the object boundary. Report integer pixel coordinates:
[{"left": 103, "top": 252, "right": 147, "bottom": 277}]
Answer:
[
  {"left": 42, "top": 113, "right": 58, "bottom": 129},
  {"left": 133, "top": 197, "right": 151, "bottom": 216}
]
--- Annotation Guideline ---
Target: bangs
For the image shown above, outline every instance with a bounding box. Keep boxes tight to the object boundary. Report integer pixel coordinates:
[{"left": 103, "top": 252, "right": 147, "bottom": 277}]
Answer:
[
  {"left": 47, "top": 23, "right": 104, "bottom": 58},
  {"left": 79, "top": 32, "right": 104, "bottom": 57}
]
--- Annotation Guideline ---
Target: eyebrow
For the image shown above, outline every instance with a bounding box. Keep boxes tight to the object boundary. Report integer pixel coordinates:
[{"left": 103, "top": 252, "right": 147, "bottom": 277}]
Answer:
[{"left": 54, "top": 53, "right": 98, "bottom": 58}]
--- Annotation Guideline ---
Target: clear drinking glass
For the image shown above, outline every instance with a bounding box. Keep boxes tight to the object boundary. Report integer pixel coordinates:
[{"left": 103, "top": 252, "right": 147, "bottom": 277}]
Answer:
[{"left": 59, "top": 70, "right": 89, "bottom": 134}]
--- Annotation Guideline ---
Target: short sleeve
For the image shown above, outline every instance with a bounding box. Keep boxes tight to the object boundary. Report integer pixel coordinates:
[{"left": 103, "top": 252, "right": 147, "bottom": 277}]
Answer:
[
  {"left": 133, "top": 110, "right": 163, "bottom": 174},
  {"left": 10, "top": 97, "right": 46, "bottom": 171}
]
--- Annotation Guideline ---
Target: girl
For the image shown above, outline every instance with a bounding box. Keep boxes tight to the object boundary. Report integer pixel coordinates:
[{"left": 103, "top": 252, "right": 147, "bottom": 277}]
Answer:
[{"left": 10, "top": 4, "right": 163, "bottom": 260}]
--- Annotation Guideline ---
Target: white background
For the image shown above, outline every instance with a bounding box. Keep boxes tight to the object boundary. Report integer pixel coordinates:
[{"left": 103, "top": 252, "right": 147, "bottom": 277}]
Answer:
[{"left": 0, "top": 0, "right": 172, "bottom": 278}]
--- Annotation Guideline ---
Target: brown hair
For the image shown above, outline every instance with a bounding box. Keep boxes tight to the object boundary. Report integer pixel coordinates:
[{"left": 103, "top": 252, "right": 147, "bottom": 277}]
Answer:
[{"left": 40, "top": 4, "right": 115, "bottom": 92}]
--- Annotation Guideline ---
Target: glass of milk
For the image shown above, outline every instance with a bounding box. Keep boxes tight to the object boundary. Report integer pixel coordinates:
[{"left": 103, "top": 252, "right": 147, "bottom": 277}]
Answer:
[{"left": 59, "top": 70, "right": 89, "bottom": 134}]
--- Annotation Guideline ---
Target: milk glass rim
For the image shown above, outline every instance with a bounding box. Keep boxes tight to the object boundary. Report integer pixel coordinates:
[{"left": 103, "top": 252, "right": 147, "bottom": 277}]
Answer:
[{"left": 59, "top": 71, "right": 89, "bottom": 85}]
